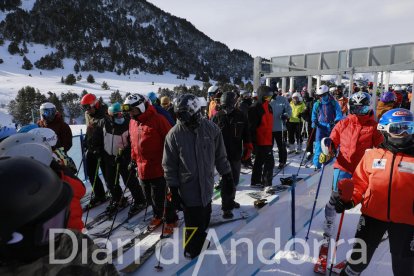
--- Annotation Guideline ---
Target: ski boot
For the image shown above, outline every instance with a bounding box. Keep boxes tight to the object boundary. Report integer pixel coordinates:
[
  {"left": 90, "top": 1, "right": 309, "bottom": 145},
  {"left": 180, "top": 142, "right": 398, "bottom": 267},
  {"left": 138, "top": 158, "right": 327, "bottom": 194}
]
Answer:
[
  {"left": 222, "top": 210, "right": 234, "bottom": 219},
  {"left": 128, "top": 202, "right": 146, "bottom": 217}
]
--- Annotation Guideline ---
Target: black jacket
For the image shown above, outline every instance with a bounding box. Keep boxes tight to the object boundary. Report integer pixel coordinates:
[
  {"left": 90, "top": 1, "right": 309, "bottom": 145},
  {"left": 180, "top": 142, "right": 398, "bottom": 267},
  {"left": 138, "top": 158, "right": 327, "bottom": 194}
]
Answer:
[
  {"left": 212, "top": 109, "right": 251, "bottom": 161},
  {"left": 84, "top": 105, "right": 107, "bottom": 153}
]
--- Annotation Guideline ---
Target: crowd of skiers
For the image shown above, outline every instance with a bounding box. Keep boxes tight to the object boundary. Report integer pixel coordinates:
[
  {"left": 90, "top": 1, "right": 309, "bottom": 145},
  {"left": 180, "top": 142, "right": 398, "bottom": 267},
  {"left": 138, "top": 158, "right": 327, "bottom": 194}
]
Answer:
[{"left": 0, "top": 81, "right": 413, "bottom": 275}]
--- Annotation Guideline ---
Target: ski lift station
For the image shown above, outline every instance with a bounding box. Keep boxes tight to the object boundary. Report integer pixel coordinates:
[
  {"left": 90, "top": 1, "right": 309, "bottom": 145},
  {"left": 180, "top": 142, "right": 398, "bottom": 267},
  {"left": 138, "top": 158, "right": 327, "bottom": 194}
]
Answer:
[{"left": 253, "top": 42, "right": 414, "bottom": 113}]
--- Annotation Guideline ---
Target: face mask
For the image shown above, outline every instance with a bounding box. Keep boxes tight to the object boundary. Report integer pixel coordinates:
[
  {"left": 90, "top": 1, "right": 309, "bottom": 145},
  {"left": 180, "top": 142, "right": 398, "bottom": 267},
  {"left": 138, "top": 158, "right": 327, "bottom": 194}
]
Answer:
[
  {"left": 114, "top": 117, "right": 125, "bottom": 125},
  {"left": 322, "top": 94, "right": 329, "bottom": 101}
]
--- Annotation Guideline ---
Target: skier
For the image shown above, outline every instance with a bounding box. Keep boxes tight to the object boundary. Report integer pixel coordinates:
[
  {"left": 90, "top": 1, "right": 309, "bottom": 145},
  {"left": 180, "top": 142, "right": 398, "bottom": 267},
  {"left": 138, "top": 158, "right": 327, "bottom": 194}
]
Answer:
[
  {"left": 289, "top": 92, "right": 306, "bottom": 153},
  {"left": 237, "top": 89, "right": 253, "bottom": 117},
  {"left": 160, "top": 96, "right": 176, "bottom": 121},
  {"left": 302, "top": 91, "right": 315, "bottom": 161},
  {"left": 318, "top": 92, "right": 384, "bottom": 238},
  {"left": 269, "top": 88, "right": 291, "bottom": 169},
  {"left": 311, "top": 85, "right": 342, "bottom": 170},
  {"left": 248, "top": 85, "right": 274, "bottom": 187},
  {"left": 163, "top": 94, "right": 234, "bottom": 259},
  {"left": 147, "top": 92, "right": 175, "bottom": 126},
  {"left": 207, "top": 85, "right": 220, "bottom": 119},
  {"left": 102, "top": 103, "right": 146, "bottom": 214},
  {"left": 37, "top": 102, "right": 73, "bottom": 152},
  {"left": 393, "top": 86, "right": 403, "bottom": 108},
  {"left": 333, "top": 85, "right": 348, "bottom": 116},
  {"left": 335, "top": 108, "right": 414, "bottom": 276},
  {"left": 212, "top": 91, "right": 252, "bottom": 217},
  {"left": 0, "top": 156, "right": 118, "bottom": 275},
  {"left": 81, "top": 93, "right": 108, "bottom": 207},
  {"left": 0, "top": 133, "right": 86, "bottom": 231},
  {"left": 377, "top": 91, "right": 396, "bottom": 119},
  {"left": 123, "top": 94, "right": 177, "bottom": 236}
]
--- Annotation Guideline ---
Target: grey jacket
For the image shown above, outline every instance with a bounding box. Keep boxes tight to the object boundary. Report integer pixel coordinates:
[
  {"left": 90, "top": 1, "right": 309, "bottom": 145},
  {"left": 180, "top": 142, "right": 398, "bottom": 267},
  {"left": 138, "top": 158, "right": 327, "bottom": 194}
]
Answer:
[
  {"left": 162, "top": 119, "right": 231, "bottom": 207},
  {"left": 269, "top": 96, "right": 292, "bottom": 132}
]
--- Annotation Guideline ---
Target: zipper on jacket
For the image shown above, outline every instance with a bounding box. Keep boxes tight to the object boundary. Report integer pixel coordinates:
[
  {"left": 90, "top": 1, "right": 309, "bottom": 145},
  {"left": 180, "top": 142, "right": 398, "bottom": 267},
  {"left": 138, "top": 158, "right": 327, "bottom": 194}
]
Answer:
[{"left": 387, "top": 153, "right": 397, "bottom": 221}]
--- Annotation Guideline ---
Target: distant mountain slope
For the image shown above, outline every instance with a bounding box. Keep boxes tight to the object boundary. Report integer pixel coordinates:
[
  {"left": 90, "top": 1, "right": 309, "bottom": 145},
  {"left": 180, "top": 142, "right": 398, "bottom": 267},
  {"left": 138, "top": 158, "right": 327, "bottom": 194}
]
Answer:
[{"left": 0, "top": 0, "right": 253, "bottom": 81}]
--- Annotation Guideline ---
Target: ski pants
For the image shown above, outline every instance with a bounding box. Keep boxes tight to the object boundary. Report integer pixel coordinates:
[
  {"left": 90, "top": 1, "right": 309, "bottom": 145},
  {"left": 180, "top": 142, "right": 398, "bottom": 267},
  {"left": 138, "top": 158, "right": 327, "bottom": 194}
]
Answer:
[
  {"left": 272, "top": 131, "right": 287, "bottom": 164},
  {"left": 220, "top": 159, "right": 240, "bottom": 211},
  {"left": 139, "top": 177, "right": 176, "bottom": 223},
  {"left": 102, "top": 152, "right": 146, "bottom": 204},
  {"left": 251, "top": 145, "right": 275, "bottom": 186},
  {"left": 86, "top": 151, "right": 107, "bottom": 200},
  {"left": 313, "top": 125, "right": 331, "bottom": 169},
  {"left": 341, "top": 215, "right": 414, "bottom": 276},
  {"left": 288, "top": 122, "right": 302, "bottom": 146},
  {"left": 324, "top": 169, "right": 352, "bottom": 236},
  {"left": 183, "top": 202, "right": 212, "bottom": 259},
  {"left": 305, "top": 126, "right": 315, "bottom": 155}
]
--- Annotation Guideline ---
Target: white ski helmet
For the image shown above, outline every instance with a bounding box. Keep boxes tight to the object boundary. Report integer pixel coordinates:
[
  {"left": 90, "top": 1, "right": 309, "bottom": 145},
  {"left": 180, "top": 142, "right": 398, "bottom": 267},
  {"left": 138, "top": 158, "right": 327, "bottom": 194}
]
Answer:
[
  {"left": 40, "top": 102, "right": 57, "bottom": 122},
  {"left": 28, "top": 127, "right": 58, "bottom": 147},
  {"left": 316, "top": 85, "right": 329, "bottom": 95},
  {"left": 292, "top": 92, "right": 301, "bottom": 99},
  {"left": 207, "top": 85, "right": 219, "bottom": 94},
  {"left": 329, "top": 87, "right": 337, "bottom": 93},
  {"left": 0, "top": 133, "right": 53, "bottom": 165},
  {"left": 394, "top": 86, "right": 402, "bottom": 91},
  {"left": 124, "top": 93, "right": 147, "bottom": 113},
  {"left": 401, "top": 85, "right": 407, "bottom": 90}
]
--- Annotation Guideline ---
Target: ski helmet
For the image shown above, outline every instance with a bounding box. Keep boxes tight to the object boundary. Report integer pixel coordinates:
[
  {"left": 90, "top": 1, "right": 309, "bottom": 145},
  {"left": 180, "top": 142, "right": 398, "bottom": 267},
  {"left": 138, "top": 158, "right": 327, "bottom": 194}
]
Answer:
[
  {"left": 0, "top": 126, "right": 17, "bottom": 142},
  {"left": 0, "top": 156, "right": 72, "bottom": 262},
  {"left": 292, "top": 92, "right": 301, "bottom": 99},
  {"left": 220, "top": 91, "right": 237, "bottom": 114},
  {"left": 401, "top": 85, "right": 407, "bottom": 90},
  {"left": 302, "top": 86, "right": 308, "bottom": 92},
  {"left": 329, "top": 87, "right": 336, "bottom": 93},
  {"left": 207, "top": 85, "right": 219, "bottom": 97},
  {"left": 380, "top": 91, "right": 396, "bottom": 103},
  {"left": 17, "top": 124, "right": 38, "bottom": 133},
  {"left": 147, "top": 91, "right": 158, "bottom": 105},
  {"left": 39, "top": 102, "right": 56, "bottom": 122},
  {"left": 316, "top": 85, "right": 329, "bottom": 96},
  {"left": 28, "top": 127, "right": 58, "bottom": 148},
  {"left": 240, "top": 90, "right": 251, "bottom": 98},
  {"left": 394, "top": 86, "right": 402, "bottom": 92},
  {"left": 377, "top": 108, "right": 414, "bottom": 148},
  {"left": 257, "top": 85, "right": 273, "bottom": 102},
  {"left": 123, "top": 93, "right": 147, "bottom": 114},
  {"left": 174, "top": 94, "right": 202, "bottom": 129},
  {"left": 0, "top": 133, "right": 53, "bottom": 165},
  {"left": 348, "top": 92, "right": 371, "bottom": 115},
  {"left": 80, "top": 93, "right": 99, "bottom": 111},
  {"left": 108, "top": 102, "right": 122, "bottom": 115}
]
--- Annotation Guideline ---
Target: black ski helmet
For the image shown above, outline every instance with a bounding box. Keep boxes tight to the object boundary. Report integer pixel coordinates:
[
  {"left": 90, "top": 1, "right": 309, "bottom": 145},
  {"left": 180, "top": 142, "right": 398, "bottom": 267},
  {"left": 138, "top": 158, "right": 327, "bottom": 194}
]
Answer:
[
  {"left": 0, "top": 156, "right": 72, "bottom": 262},
  {"left": 348, "top": 92, "right": 372, "bottom": 115},
  {"left": 220, "top": 91, "right": 237, "bottom": 113},
  {"left": 257, "top": 85, "right": 273, "bottom": 103},
  {"left": 174, "top": 94, "right": 202, "bottom": 129}
]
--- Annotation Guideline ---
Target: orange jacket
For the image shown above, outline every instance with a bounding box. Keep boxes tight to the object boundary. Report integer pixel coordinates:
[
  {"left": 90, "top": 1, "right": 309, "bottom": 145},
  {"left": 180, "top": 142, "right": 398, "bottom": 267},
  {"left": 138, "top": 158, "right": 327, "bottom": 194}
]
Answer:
[
  {"left": 352, "top": 148, "right": 414, "bottom": 226},
  {"left": 330, "top": 113, "right": 383, "bottom": 174},
  {"left": 376, "top": 101, "right": 394, "bottom": 120},
  {"left": 337, "top": 97, "right": 348, "bottom": 115},
  {"left": 208, "top": 100, "right": 217, "bottom": 119}
]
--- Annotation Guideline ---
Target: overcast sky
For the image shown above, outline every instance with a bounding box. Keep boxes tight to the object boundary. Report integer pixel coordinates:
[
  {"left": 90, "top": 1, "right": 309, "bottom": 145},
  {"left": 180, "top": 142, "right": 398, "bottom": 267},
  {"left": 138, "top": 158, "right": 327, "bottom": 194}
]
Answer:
[{"left": 147, "top": 0, "right": 414, "bottom": 58}]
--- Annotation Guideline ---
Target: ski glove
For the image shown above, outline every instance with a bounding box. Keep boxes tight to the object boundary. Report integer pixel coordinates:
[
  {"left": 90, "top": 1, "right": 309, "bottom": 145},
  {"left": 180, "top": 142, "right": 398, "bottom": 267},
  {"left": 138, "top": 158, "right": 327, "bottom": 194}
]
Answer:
[
  {"left": 168, "top": 187, "right": 184, "bottom": 211},
  {"left": 319, "top": 152, "right": 334, "bottom": 164},
  {"left": 242, "top": 143, "right": 253, "bottom": 161},
  {"left": 128, "top": 160, "right": 137, "bottom": 172},
  {"left": 335, "top": 199, "right": 354, "bottom": 213}
]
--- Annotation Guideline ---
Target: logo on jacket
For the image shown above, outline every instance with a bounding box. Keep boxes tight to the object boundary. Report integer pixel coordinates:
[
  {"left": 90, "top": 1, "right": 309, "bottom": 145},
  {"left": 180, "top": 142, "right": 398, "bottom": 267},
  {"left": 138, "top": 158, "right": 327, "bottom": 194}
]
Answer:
[{"left": 372, "top": 159, "right": 386, "bottom": 169}]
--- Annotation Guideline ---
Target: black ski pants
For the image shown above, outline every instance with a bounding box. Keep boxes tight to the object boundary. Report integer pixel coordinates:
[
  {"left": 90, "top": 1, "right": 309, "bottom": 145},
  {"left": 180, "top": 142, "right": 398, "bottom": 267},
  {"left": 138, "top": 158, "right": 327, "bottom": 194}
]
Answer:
[
  {"left": 183, "top": 202, "right": 212, "bottom": 259},
  {"left": 305, "top": 126, "right": 315, "bottom": 155},
  {"left": 102, "top": 152, "right": 146, "bottom": 204},
  {"left": 86, "top": 151, "right": 107, "bottom": 199},
  {"left": 272, "top": 131, "right": 287, "bottom": 164},
  {"left": 139, "top": 177, "right": 176, "bottom": 223},
  {"left": 341, "top": 214, "right": 414, "bottom": 276},
  {"left": 288, "top": 122, "right": 301, "bottom": 145},
  {"left": 251, "top": 145, "right": 274, "bottom": 186}
]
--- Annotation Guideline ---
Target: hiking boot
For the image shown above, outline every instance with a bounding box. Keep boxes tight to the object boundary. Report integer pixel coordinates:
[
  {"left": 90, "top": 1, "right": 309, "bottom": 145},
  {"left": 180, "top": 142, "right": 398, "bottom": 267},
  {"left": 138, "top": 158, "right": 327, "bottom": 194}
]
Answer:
[
  {"left": 148, "top": 217, "right": 162, "bottom": 230},
  {"left": 162, "top": 221, "right": 178, "bottom": 237},
  {"left": 128, "top": 202, "right": 146, "bottom": 217},
  {"left": 222, "top": 210, "right": 234, "bottom": 219},
  {"left": 233, "top": 201, "right": 240, "bottom": 209}
]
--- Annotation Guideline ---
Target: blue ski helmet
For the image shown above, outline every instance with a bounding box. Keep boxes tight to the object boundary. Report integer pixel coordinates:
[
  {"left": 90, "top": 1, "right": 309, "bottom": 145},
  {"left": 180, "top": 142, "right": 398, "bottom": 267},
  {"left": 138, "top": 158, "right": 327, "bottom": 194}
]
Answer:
[
  {"left": 0, "top": 126, "right": 17, "bottom": 142},
  {"left": 378, "top": 108, "right": 414, "bottom": 148}
]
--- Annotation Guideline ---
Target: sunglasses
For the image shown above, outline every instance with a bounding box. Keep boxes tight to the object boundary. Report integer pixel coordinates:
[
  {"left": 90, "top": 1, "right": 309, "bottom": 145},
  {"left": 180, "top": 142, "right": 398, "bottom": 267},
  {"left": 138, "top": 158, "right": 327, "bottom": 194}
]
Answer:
[{"left": 378, "top": 121, "right": 414, "bottom": 136}]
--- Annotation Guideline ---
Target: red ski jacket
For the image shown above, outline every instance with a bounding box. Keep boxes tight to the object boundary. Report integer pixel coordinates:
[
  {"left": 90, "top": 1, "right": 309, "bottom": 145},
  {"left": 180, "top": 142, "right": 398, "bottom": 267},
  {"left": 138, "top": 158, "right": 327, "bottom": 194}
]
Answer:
[
  {"left": 129, "top": 105, "right": 172, "bottom": 180},
  {"left": 352, "top": 148, "right": 414, "bottom": 226},
  {"left": 330, "top": 113, "right": 383, "bottom": 174}
]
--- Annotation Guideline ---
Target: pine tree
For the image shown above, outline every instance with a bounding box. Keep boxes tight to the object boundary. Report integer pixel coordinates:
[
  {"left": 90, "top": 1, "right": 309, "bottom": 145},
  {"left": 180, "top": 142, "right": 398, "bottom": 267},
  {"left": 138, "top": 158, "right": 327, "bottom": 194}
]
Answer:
[
  {"left": 8, "top": 86, "right": 46, "bottom": 125},
  {"left": 61, "top": 91, "right": 82, "bottom": 123},
  {"left": 87, "top": 74, "right": 95, "bottom": 83},
  {"left": 46, "top": 92, "right": 64, "bottom": 116},
  {"left": 64, "top": 74, "right": 76, "bottom": 85},
  {"left": 22, "top": 56, "right": 33, "bottom": 70},
  {"left": 109, "top": 90, "right": 123, "bottom": 103},
  {"left": 8, "top": 41, "right": 19, "bottom": 55},
  {"left": 101, "top": 81, "right": 110, "bottom": 90}
]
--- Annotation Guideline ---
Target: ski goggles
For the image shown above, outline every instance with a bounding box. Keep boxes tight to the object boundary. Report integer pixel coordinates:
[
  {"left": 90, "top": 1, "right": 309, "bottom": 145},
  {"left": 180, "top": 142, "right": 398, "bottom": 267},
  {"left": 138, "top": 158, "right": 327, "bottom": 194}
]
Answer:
[
  {"left": 377, "top": 121, "right": 414, "bottom": 135},
  {"left": 82, "top": 104, "right": 94, "bottom": 111},
  {"left": 263, "top": 95, "right": 272, "bottom": 101},
  {"left": 349, "top": 105, "right": 370, "bottom": 115},
  {"left": 40, "top": 108, "right": 55, "bottom": 118},
  {"left": 121, "top": 104, "right": 133, "bottom": 112}
]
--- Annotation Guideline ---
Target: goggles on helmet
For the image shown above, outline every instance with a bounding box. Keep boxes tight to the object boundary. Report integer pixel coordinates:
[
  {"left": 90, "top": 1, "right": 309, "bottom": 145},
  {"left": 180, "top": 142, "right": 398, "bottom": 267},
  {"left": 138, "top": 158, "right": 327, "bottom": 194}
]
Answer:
[
  {"left": 350, "top": 105, "right": 370, "bottom": 115},
  {"left": 377, "top": 121, "right": 414, "bottom": 136},
  {"left": 41, "top": 108, "right": 55, "bottom": 118},
  {"left": 82, "top": 104, "right": 94, "bottom": 111},
  {"left": 121, "top": 104, "right": 132, "bottom": 112}
]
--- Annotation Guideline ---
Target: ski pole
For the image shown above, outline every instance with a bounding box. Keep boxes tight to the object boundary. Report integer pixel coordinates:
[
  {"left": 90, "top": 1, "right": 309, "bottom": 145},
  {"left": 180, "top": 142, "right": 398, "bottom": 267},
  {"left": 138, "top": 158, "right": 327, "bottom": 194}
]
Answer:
[
  {"left": 305, "top": 163, "right": 326, "bottom": 241},
  {"left": 84, "top": 157, "right": 102, "bottom": 226},
  {"left": 328, "top": 212, "right": 345, "bottom": 276},
  {"left": 154, "top": 182, "right": 170, "bottom": 271},
  {"left": 291, "top": 174, "right": 296, "bottom": 250},
  {"left": 296, "top": 127, "right": 316, "bottom": 176},
  {"left": 75, "top": 157, "right": 84, "bottom": 177},
  {"left": 105, "top": 164, "right": 133, "bottom": 245}
]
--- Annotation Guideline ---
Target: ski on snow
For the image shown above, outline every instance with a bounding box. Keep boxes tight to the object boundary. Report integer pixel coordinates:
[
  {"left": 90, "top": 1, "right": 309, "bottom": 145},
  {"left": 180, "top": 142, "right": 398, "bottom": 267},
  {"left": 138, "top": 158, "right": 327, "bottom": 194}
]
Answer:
[{"left": 314, "top": 239, "right": 329, "bottom": 274}]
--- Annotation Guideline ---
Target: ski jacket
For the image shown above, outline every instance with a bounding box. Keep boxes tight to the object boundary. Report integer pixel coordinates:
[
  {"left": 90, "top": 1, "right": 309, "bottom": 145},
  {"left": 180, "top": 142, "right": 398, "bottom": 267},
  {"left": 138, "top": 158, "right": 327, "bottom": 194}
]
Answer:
[
  {"left": 163, "top": 119, "right": 231, "bottom": 207},
  {"left": 269, "top": 96, "right": 291, "bottom": 132},
  {"left": 38, "top": 112, "right": 73, "bottom": 152},
  {"left": 352, "top": 147, "right": 414, "bottom": 226},
  {"left": 84, "top": 106, "right": 107, "bottom": 154},
  {"left": 376, "top": 101, "right": 394, "bottom": 120},
  {"left": 302, "top": 97, "right": 314, "bottom": 123},
  {"left": 238, "top": 98, "right": 253, "bottom": 117},
  {"left": 0, "top": 230, "right": 118, "bottom": 275},
  {"left": 393, "top": 91, "right": 403, "bottom": 107},
  {"left": 311, "top": 96, "right": 342, "bottom": 128},
  {"left": 337, "top": 96, "right": 349, "bottom": 116},
  {"left": 289, "top": 101, "right": 306, "bottom": 123},
  {"left": 212, "top": 109, "right": 251, "bottom": 161},
  {"left": 154, "top": 104, "right": 175, "bottom": 126},
  {"left": 129, "top": 105, "right": 171, "bottom": 180},
  {"left": 330, "top": 113, "right": 383, "bottom": 174},
  {"left": 208, "top": 100, "right": 218, "bottom": 119},
  {"left": 248, "top": 101, "right": 274, "bottom": 145},
  {"left": 103, "top": 117, "right": 130, "bottom": 156}
]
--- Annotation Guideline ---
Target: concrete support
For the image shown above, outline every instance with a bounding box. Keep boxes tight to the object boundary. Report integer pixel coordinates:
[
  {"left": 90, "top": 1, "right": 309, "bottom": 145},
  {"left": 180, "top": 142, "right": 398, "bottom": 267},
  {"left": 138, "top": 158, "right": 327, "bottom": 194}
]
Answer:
[
  {"left": 372, "top": 73, "right": 378, "bottom": 120},
  {"left": 336, "top": 74, "right": 342, "bottom": 86},
  {"left": 380, "top": 72, "right": 384, "bottom": 93},
  {"left": 316, "top": 76, "right": 321, "bottom": 90},
  {"left": 266, "top": 78, "right": 271, "bottom": 87},
  {"left": 289, "top": 77, "right": 295, "bottom": 92},
  {"left": 348, "top": 73, "right": 354, "bottom": 98},
  {"left": 384, "top": 71, "right": 390, "bottom": 92},
  {"left": 410, "top": 73, "right": 414, "bottom": 113},
  {"left": 282, "top": 77, "right": 287, "bottom": 93},
  {"left": 253, "top": 57, "right": 262, "bottom": 92},
  {"left": 307, "top": 76, "right": 313, "bottom": 97}
]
